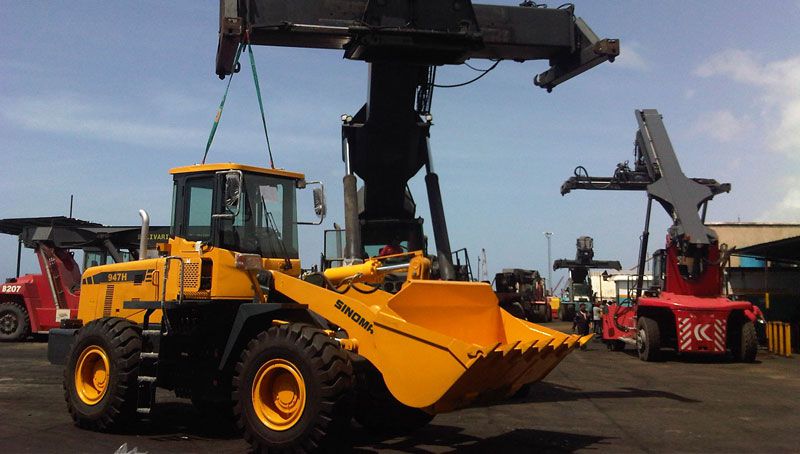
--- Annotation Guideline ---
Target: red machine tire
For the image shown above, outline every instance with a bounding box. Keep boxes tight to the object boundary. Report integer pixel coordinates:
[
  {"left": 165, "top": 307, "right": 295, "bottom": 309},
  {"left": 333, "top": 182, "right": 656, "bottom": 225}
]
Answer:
[
  {"left": 636, "top": 316, "right": 661, "bottom": 362},
  {"left": 545, "top": 304, "right": 553, "bottom": 322},
  {"left": 608, "top": 340, "right": 625, "bottom": 351},
  {"left": 503, "top": 302, "right": 526, "bottom": 320},
  {"left": 732, "top": 321, "right": 758, "bottom": 363},
  {"left": 0, "top": 301, "right": 30, "bottom": 341}
]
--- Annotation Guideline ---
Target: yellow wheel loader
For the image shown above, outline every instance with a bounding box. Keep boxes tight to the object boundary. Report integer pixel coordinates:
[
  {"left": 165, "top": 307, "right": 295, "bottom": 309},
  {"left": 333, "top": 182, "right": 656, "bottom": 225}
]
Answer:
[{"left": 48, "top": 163, "right": 591, "bottom": 451}]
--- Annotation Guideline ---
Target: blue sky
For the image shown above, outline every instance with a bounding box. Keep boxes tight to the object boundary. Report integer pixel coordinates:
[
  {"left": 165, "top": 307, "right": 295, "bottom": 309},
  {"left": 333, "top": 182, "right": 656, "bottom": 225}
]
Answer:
[{"left": 2, "top": 1, "right": 799, "bottom": 287}]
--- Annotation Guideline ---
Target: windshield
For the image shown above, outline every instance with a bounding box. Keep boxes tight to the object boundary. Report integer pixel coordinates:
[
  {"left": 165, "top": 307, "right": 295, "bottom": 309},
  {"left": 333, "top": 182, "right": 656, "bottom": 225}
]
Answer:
[{"left": 220, "top": 173, "right": 299, "bottom": 259}]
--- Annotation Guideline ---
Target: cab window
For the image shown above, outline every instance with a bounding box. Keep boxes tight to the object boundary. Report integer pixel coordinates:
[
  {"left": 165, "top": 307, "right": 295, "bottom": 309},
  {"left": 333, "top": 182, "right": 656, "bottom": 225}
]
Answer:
[{"left": 184, "top": 178, "right": 214, "bottom": 241}]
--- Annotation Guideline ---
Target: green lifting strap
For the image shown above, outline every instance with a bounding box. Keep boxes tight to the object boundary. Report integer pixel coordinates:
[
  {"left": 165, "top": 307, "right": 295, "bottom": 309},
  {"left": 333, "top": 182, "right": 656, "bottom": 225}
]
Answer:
[
  {"left": 202, "top": 42, "right": 244, "bottom": 164},
  {"left": 248, "top": 44, "right": 276, "bottom": 169}
]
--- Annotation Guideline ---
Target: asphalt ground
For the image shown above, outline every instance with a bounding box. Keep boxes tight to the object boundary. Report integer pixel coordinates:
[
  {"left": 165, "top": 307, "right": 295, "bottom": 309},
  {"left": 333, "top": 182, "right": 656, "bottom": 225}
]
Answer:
[{"left": 1, "top": 321, "right": 797, "bottom": 453}]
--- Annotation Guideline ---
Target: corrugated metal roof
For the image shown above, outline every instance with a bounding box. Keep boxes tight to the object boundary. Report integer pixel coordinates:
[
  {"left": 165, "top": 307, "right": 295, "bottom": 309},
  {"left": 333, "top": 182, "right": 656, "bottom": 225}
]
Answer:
[
  {"left": 736, "top": 236, "right": 800, "bottom": 262},
  {"left": 0, "top": 217, "right": 101, "bottom": 236}
]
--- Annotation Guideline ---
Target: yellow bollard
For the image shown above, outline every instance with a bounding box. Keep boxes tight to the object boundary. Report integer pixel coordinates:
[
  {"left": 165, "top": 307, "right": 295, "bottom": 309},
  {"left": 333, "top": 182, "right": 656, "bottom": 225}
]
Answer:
[
  {"left": 768, "top": 322, "right": 774, "bottom": 353},
  {"left": 784, "top": 323, "right": 793, "bottom": 357}
]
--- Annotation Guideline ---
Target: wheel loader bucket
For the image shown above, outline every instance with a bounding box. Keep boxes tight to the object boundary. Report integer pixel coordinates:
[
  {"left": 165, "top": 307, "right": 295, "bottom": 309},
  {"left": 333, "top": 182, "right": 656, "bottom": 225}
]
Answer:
[{"left": 367, "top": 280, "right": 590, "bottom": 413}]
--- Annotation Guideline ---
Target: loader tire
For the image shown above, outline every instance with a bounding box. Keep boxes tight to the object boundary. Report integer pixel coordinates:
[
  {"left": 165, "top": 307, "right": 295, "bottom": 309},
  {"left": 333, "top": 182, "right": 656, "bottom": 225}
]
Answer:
[
  {"left": 64, "top": 317, "right": 141, "bottom": 431},
  {"left": 545, "top": 304, "right": 553, "bottom": 322},
  {"left": 636, "top": 316, "right": 661, "bottom": 362},
  {"left": 0, "top": 301, "right": 30, "bottom": 341},
  {"left": 732, "top": 321, "right": 758, "bottom": 363},
  {"left": 354, "top": 362, "right": 434, "bottom": 435},
  {"left": 233, "top": 323, "right": 354, "bottom": 453}
]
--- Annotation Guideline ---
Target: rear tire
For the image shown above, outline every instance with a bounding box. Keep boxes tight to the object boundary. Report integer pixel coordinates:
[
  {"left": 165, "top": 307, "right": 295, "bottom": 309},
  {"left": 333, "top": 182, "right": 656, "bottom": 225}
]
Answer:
[
  {"left": 545, "top": 304, "right": 553, "bottom": 322},
  {"left": 607, "top": 340, "right": 625, "bottom": 351},
  {"left": 636, "top": 316, "right": 661, "bottom": 362},
  {"left": 233, "top": 323, "right": 354, "bottom": 453},
  {"left": 64, "top": 317, "right": 141, "bottom": 430},
  {"left": 503, "top": 302, "right": 526, "bottom": 320},
  {"left": 354, "top": 361, "right": 434, "bottom": 436},
  {"left": 732, "top": 321, "right": 758, "bottom": 363},
  {"left": 0, "top": 301, "right": 30, "bottom": 341}
]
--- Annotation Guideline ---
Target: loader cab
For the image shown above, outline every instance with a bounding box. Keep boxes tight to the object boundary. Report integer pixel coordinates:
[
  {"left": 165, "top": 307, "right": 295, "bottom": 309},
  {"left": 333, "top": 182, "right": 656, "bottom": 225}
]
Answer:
[{"left": 169, "top": 164, "right": 305, "bottom": 259}]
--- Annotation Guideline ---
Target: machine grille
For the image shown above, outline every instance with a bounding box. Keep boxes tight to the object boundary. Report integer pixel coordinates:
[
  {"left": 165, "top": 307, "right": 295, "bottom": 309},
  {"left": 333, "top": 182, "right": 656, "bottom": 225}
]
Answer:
[
  {"left": 103, "top": 285, "right": 115, "bottom": 317},
  {"left": 183, "top": 262, "right": 200, "bottom": 290}
]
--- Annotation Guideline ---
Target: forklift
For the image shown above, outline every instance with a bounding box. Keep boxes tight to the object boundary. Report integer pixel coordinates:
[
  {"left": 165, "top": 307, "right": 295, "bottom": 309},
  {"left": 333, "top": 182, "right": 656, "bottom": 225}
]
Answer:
[{"left": 561, "top": 109, "right": 764, "bottom": 361}]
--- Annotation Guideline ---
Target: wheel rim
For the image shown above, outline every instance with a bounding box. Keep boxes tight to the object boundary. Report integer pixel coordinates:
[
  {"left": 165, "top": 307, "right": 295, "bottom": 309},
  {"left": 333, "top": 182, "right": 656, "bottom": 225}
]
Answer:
[
  {"left": 74, "top": 345, "right": 110, "bottom": 405},
  {"left": 252, "top": 359, "right": 306, "bottom": 431},
  {"left": 0, "top": 311, "right": 18, "bottom": 334},
  {"left": 636, "top": 328, "right": 646, "bottom": 355}
]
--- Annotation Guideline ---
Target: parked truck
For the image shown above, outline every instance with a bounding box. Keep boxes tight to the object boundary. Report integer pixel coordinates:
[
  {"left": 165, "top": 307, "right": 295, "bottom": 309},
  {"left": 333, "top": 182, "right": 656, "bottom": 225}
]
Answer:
[
  {"left": 0, "top": 217, "right": 167, "bottom": 341},
  {"left": 493, "top": 268, "right": 553, "bottom": 322}
]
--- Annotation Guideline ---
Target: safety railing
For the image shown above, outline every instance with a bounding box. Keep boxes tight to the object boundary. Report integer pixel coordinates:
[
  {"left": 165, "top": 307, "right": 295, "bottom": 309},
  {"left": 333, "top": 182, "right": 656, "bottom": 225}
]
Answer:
[{"left": 766, "top": 321, "right": 794, "bottom": 357}]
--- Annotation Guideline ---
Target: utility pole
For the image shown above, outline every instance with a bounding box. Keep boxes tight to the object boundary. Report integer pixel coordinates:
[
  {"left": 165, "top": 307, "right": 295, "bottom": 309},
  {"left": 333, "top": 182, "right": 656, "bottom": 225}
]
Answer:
[{"left": 544, "top": 232, "right": 553, "bottom": 294}]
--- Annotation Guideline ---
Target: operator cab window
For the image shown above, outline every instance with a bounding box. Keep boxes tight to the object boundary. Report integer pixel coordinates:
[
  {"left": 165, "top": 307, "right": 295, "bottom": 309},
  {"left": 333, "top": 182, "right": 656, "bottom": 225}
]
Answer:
[
  {"left": 184, "top": 177, "right": 214, "bottom": 241},
  {"left": 218, "top": 173, "right": 299, "bottom": 259}
]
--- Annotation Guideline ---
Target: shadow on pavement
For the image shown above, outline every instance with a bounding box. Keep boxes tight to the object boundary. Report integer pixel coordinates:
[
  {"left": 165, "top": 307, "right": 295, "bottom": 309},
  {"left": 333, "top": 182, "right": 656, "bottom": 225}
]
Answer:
[
  {"left": 113, "top": 402, "right": 240, "bottom": 440},
  {"left": 515, "top": 381, "right": 700, "bottom": 404},
  {"left": 619, "top": 347, "right": 763, "bottom": 364},
  {"left": 107, "top": 401, "right": 611, "bottom": 452},
  {"left": 351, "top": 424, "right": 611, "bottom": 453}
]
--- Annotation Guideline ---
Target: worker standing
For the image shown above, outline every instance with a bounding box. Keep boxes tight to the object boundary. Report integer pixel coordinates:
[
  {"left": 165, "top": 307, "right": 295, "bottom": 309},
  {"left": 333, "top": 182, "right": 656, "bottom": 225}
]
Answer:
[
  {"left": 592, "top": 302, "right": 603, "bottom": 335},
  {"left": 573, "top": 304, "right": 591, "bottom": 349}
]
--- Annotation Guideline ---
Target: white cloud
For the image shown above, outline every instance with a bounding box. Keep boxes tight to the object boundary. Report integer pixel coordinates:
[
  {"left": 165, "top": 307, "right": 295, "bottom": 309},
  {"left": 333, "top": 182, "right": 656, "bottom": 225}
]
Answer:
[
  {"left": 696, "top": 50, "right": 800, "bottom": 221},
  {"left": 695, "top": 49, "right": 800, "bottom": 154},
  {"left": 762, "top": 187, "right": 800, "bottom": 222},
  {"left": 0, "top": 92, "right": 206, "bottom": 149},
  {"left": 691, "top": 110, "right": 750, "bottom": 142},
  {"left": 614, "top": 42, "right": 649, "bottom": 71}
]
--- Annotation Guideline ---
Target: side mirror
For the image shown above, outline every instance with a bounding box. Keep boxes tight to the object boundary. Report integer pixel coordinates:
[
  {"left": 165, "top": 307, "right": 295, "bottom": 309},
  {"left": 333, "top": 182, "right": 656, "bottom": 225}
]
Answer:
[
  {"left": 224, "top": 172, "right": 242, "bottom": 215},
  {"left": 313, "top": 187, "right": 326, "bottom": 219},
  {"left": 213, "top": 171, "right": 242, "bottom": 219},
  {"left": 298, "top": 181, "right": 326, "bottom": 225}
]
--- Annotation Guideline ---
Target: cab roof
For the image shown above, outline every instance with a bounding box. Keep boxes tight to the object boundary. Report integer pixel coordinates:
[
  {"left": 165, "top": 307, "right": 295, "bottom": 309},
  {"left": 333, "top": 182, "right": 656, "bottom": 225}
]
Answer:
[{"left": 169, "top": 163, "right": 305, "bottom": 180}]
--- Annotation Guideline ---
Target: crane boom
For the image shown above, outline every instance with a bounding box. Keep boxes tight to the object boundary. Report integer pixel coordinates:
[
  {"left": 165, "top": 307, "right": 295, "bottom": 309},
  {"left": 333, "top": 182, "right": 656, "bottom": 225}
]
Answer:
[
  {"left": 561, "top": 109, "right": 730, "bottom": 245},
  {"left": 216, "top": 0, "right": 618, "bottom": 278}
]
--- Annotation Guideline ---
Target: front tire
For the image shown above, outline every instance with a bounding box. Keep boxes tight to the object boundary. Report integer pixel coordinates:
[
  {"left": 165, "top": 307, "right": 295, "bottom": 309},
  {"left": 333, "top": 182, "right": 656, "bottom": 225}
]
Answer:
[
  {"left": 0, "top": 301, "right": 30, "bottom": 341},
  {"left": 503, "top": 302, "right": 526, "bottom": 320},
  {"left": 64, "top": 317, "right": 141, "bottom": 430},
  {"left": 233, "top": 323, "right": 354, "bottom": 453},
  {"left": 732, "top": 321, "right": 758, "bottom": 363},
  {"left": 636, "top": 316, "right": 661, "bottom": 362},
  {"left": 607, "top": 339, "right": 625, "bottom": 351}
]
